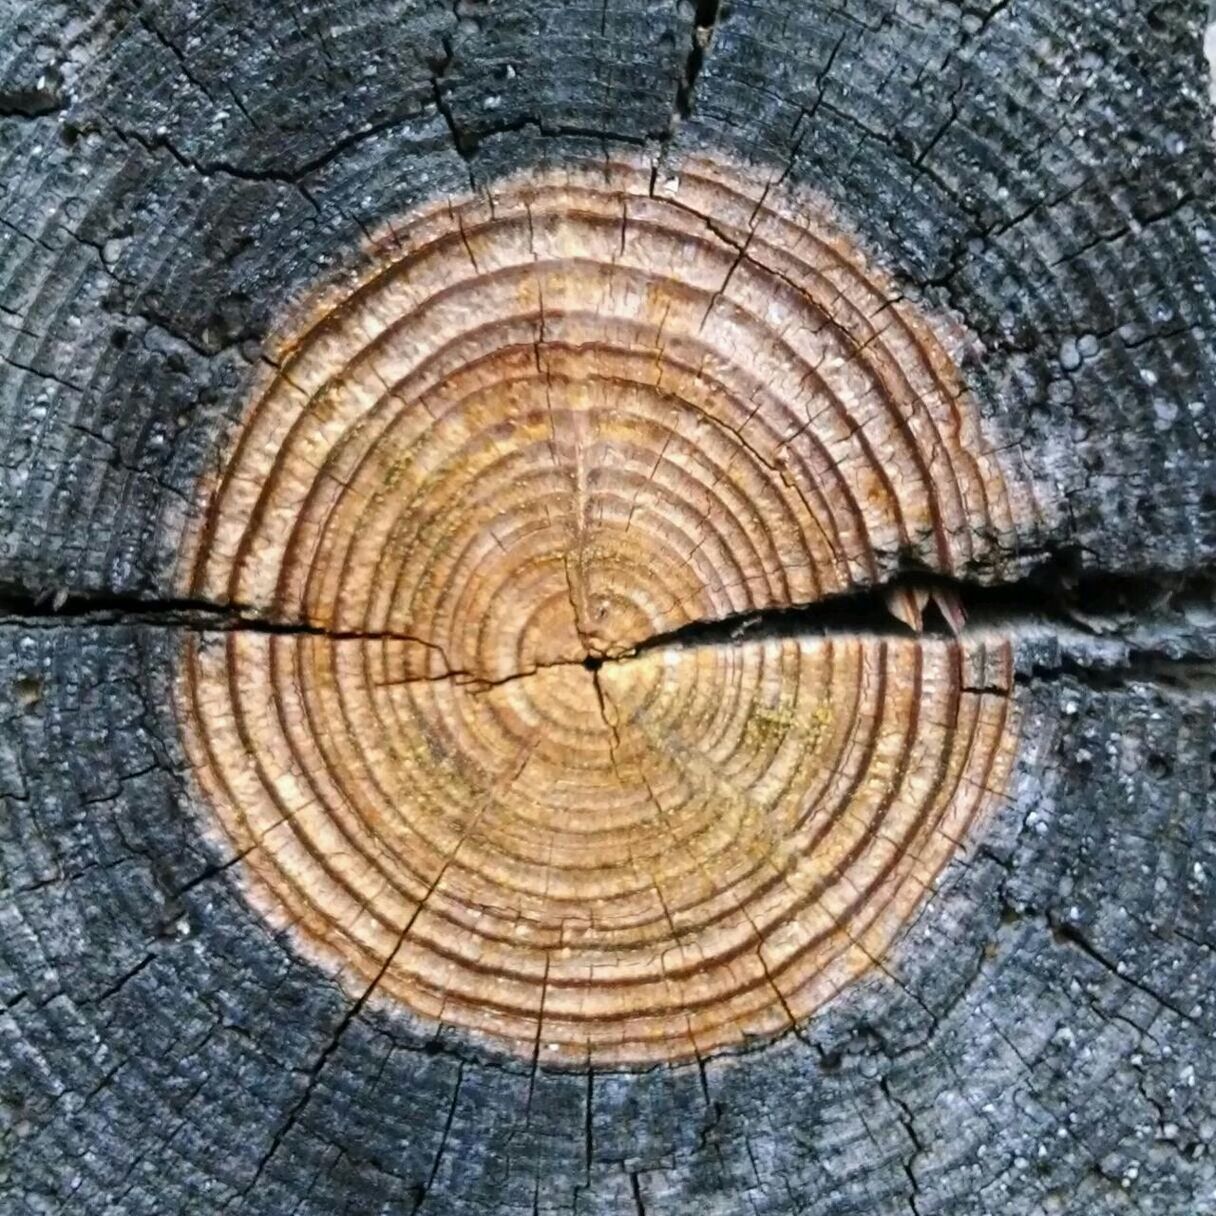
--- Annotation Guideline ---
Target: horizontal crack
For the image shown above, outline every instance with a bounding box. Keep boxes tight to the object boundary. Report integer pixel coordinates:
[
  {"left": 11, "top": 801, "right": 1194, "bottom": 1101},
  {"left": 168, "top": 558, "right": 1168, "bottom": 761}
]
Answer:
[
  {"left": 1, "top": 561, "right": 1212, "bottom": 691},
  {"left": 1022, "top": 651, "right": 1216, "bottom": 697},
  {"left": 625, "top": 562, "right": 1215, "bottom": 656},
  {"left": 0, "top": 585, "right": 447, "bottom": 649}
]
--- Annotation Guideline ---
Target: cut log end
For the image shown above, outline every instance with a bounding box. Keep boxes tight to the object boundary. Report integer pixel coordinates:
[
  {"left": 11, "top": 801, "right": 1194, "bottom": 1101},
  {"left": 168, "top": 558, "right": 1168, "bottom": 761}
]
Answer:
[
  {"left": 181, "top": 153, "right": 1032, "bottom": 671},
  {"left": 175, "top": 153, "right": 1029, "bottom": 1065},
  {"left": 3, "top": 4, "right": 1212, "bottom": 1211},
  {"left": 180, "top": 630, "right": 1019, "bottom": 1064}
]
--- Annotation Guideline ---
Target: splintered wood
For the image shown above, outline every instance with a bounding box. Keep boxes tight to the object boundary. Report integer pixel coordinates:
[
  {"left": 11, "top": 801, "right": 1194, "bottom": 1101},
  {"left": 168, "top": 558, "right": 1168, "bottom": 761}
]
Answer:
[{"left": 176, "top": 154, "right": 1029, "bottom": 1065}]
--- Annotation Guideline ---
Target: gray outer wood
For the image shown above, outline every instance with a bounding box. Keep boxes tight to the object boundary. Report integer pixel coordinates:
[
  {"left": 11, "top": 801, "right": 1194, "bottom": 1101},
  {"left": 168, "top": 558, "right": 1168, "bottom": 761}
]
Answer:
[{"left": 1, "top": 2, "right": 1215, "bottom": 1214}]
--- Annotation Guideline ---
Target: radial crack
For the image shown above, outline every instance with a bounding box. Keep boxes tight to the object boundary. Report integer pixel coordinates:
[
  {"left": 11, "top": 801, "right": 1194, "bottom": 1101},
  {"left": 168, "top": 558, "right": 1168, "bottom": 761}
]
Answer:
[{"left": 5, "top": 566, "right": 1214, "bottom": 693}]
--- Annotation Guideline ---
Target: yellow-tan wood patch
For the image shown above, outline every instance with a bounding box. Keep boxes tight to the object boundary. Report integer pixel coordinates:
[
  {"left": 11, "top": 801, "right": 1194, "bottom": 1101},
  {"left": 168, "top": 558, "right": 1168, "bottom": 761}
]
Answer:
[{"left": 176, "top": 153, "right": 1031, "bottom": 1064}]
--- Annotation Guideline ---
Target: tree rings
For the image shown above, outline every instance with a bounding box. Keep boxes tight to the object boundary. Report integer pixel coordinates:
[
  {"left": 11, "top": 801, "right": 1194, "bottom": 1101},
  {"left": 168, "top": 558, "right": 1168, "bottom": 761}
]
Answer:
[{"left": 176, "top": 153, "right": 1027, "bottom": 1065}]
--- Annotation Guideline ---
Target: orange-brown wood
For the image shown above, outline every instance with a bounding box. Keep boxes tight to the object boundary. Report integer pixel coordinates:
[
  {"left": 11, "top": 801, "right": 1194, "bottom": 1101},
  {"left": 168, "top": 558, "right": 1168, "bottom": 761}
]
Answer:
[{"left": 175, "top": 153, "right": 1030, "bottom": 1064}]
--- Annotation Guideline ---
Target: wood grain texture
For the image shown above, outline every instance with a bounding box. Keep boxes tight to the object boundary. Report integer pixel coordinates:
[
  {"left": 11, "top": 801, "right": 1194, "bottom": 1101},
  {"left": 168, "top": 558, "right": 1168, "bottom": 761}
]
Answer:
[
  {"left": 0, "top": 1, "right": 1214, "bottom": 1214},
  {"left": 181, "top": 156, "right": 1032, "bottom": 656},
  {"left": 183, "top": 632, "right": 1018, "bottom": 1063},
  {"left": 172, "top": 155, "right": 1027, "bottom": 1063}
]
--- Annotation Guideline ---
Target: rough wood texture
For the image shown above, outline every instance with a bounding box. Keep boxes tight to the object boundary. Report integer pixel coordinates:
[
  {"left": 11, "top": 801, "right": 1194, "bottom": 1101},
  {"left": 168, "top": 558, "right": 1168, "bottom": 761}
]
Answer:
[
  {"left": 173, "top": 152, "right": 1031, "bottom": 1067},
  {"left": 184, "top": 631, "right": 1019, "bottom": 1064},
  {"left": 1, "top": 1, "right": 1215, "bottom": 1214}
]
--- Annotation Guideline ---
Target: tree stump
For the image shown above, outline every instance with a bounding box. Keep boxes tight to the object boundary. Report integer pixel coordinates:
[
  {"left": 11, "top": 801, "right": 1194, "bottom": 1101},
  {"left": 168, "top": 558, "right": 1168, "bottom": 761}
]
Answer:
[{"left": 1, "top": 2, "right": 1214, "bottom": 1214}]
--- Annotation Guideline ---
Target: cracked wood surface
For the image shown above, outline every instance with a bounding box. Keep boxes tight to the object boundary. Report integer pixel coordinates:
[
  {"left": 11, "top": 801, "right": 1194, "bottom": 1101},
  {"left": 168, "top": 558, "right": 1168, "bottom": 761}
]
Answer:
[
  {"left": 164, "top": 149, "right": 1037, "bottom": 1069},
  {"left": 183, "top": 630, "right": 1019, "bottom": 1064},
  {"left": 1, "top": 1, "right": 1215, "bottom": 1214}
]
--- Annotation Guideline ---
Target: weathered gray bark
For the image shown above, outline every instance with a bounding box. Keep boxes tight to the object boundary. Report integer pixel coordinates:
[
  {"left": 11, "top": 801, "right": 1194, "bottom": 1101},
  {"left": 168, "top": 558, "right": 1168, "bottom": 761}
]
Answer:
[{"left": 1, "top": 1, "right": 1215, "bottom": 1214}]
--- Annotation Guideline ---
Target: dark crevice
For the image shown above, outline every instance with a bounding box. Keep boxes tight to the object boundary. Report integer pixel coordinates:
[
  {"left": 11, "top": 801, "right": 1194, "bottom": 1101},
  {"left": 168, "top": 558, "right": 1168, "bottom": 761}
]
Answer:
[
  {"left": 0, "top": 584, "right": 445, "bottom": 649},
  {"left": 0, "top": 561, "right": 1207, "bottom": 644},
  {"left": 0, "top": 87, "right": 65, "bottom": 119},
  {"left": 1048, "top": 916, "right": 1197, "bottom": 1024},
  {"left": 413, "top": 1062, "right": 463, "bottom": 1212},
  {"left": 433, "top": 107, "right": 657, "bottom": 166},
  {"left": 94, "top": 953, "right": 158, "bottom": 1004},
  {"left": 624, "top": 561, "right": 1216, "bottom": 659},
  {"left": 584, "top": 1071, "right": 595, "bottom": 1177},
  {"left": 426, "top": 27, "right": 660, "bottom": 168},
  {"left": 880, "top": 1076, "right": 924, "bottom": 1216},
  {"left": 238, "top": 880, "right": 458, "bottom": 1201},
  {"left": 628, "top": 1172, "right": 648, "bottom": 1216},
  {"left": 139, "top": 14, "right": 224, "bottom": 113},
  {"left": 626, "top": 576, "right": 949, "bottom": 655},
  {"left": 673, "top": 0, "right": 722, "bottom": 125},
  {"left": 1024, "top": 652, "right": 1216, "bottom": 696},
  {"left": 1, "top": 562, "right": 1213, "bottom": 691},
  {"left": 429, "top": 29, "right": 471, "bottom": 162}
]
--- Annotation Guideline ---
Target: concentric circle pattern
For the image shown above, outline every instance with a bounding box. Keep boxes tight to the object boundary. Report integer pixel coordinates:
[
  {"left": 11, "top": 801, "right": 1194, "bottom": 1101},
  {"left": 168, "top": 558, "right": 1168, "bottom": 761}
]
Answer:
[{"left": 178, "top": 154, "right": 1028, "bottom": 1064}]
